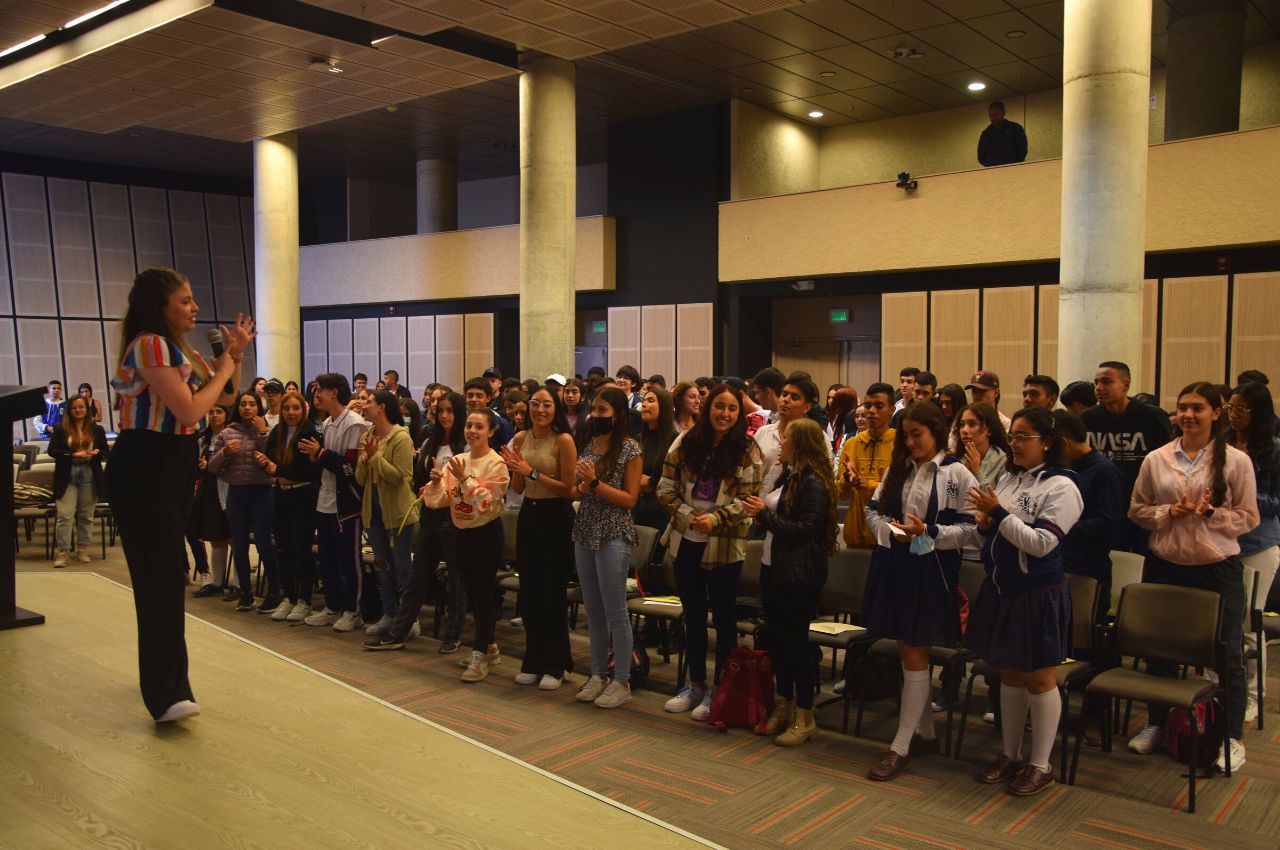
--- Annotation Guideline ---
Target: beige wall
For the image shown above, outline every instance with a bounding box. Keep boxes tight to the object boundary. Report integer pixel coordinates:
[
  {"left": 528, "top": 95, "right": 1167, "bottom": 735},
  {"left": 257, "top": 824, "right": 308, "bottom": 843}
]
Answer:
[
  {"left": 729, "top": 100, "right": 820, "bottom": 200},
  {"left": 720, "top": 125, "right": 1280, "bottom": 283},
  {"left": 814, "top": 42, "right": 1279, "bottom": 192},
  {"left": 299, "top": 215, "right": 615, "bottom": 307},
  {"left": 771, "top": 294, "right": 880, "bottom": 395}
]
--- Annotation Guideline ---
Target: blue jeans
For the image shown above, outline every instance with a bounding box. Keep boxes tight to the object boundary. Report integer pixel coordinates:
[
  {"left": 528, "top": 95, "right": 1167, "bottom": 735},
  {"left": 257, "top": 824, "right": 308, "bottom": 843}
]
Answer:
[
  {"left": 366, "top": 495, "right": 414, "bottom": 620},
  {"left": 55, "top": 463, "right": 96, "bottom": 552},
  {"left": 226, "top": 485, "right": 280, "bottom": 596},
  {"left": 575, "top": 537, "right": 633, "bottom": 683}
]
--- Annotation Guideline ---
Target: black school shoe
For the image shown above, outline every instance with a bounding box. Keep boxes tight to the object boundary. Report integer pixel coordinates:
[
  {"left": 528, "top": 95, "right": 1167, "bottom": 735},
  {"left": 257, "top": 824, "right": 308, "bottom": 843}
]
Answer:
[
  {"left": 257, "top": 594, "right": 284, "bottom": 614},
  {"left": 438, "top": 638, "right": 460, "bottom": 654},
  {"left": 363, "top": 636, "right": 405, "bottom": 651},
  {"left": 222, "top": 586, "right": 240, "bottom": 601},
  {"left": 235, "top": 593, "right": 256, "bottom": 611},
  {"left": 192, "top": 584, "right": 221, "bottom": 598}
]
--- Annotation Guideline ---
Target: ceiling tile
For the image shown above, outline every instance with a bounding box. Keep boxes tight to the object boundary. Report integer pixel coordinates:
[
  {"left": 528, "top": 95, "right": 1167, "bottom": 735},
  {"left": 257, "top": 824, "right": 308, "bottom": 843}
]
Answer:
[
  {"left": 851, "top": 0, "right": 954, "bottom": 31},
  {"left": 924, "top": 0, "right": 1010, "bottom": 19},
  {"left": 770, "top": 97, "right": 854, "bottom": 123},
  {"left": 888, "top": 75, "right": 974, "bottom": 108},
  {"left": 739, "top": 9, "right": 851, "bottom": 51},
  {"left": 930, "top": 68, "right": 1015, "bottom": 100},
  {"left": 859, "top": 33, "right": 968, "bottom": 75},
  {"left": 731, "top": 61, "right": 838, "bottom": 96},
  {"left": 1019, "top": 0, "right": 1062, "bottom": 39},
  {"left": 609, "top": 42, "right": 720, "bottom": 77},
  {"left": 690, "top": 70, "right": 794, "bottom": 102},
  {"left": 1026, "top": 52, "right": 1062, "bottom": 81},
  {"left": 697, "top": 20, "right": 806, "bottom": 58},
  {"left": 914, "top": 20, "right": 1019, "bottom": 66},
  {"left": 964, "top": 9, "right": 1062, "bottom": 59},
  {"left": 807, "top": 90, "right": 894, "bottom": 119},
  {"left": 845, "top": 82, "right": 931, "bottom": 114},
  {"left": 770, "top": 52, "right": 877, "bottom": 88},
  {"left": 977, "top": 58, "right": 1059, "bottom": 93},
  {"left": 649, "top": 31, "right": 759, "bottom": 67},
  {"left": 789, "top": 0, "right": 901, "bottom": 41},
  {"left": 814, "top": 42, "right": 925, "bottom": 82}
]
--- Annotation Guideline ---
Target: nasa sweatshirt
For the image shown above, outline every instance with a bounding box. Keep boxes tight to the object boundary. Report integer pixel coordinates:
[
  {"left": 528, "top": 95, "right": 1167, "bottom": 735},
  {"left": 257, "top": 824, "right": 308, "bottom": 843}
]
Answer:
[{"left": 1081, "top": 398, "right": 1172, "bottom": 500}]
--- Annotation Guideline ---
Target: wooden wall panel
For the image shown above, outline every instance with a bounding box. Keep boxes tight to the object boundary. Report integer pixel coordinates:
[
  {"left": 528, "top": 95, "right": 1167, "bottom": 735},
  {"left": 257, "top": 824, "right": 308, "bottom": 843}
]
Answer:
[
  {"left": 1141, "top": 279, "right": 1158, "bottom": 396},
  {"left": 463, "top": 313, "right": 494, "bottom": 381},
  {"left": 1037, "top": 284, "right": 1058, "bottom": 379},
  {"left": 676, "top": 302, "right": 714, "bottom": 383},
  {"left": 982, "top": 286, "right": 1035, "bottom": 416},
  {"left": 607, "top": 306, "right": 640, "bottom": 377},
  {"left": 1160, "top": 275, "right": 1227, "bottom": 411},
  {"left": 1231, "top": 272, "right": 1280, "bottom": 403},
  {"left": 880, "top": 292, "right": 926, "bottom": 384},
  {"left": 929, "top": 289, "right": 979, "bottom": 391},
  {"left": 407, "top": 316, "right": 436, "bottom": 392},
  {"left": 640, "top": 304, "right": 676, "bottom": 385},
  {"left": 435, "top": 314, "right": 464, "bottom": 390}
]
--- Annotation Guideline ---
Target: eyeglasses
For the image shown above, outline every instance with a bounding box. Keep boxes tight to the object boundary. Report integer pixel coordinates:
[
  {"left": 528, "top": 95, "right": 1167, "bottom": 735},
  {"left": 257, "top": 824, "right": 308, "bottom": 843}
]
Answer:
[
  {"left": 1007, "top": 433, "right": 1045, "bottom": 444},
  {"left": 528, "top": 400, "right": 555, "bottom": 410},
  {"left": 1224, "top": 404, "right": 1251, "bottom": 415}
]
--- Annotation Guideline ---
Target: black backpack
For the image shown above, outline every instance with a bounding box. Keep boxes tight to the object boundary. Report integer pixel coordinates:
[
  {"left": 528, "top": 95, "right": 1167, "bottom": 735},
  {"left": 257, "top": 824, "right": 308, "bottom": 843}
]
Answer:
[{"left": 846, "top": 649, "right": 902, "bottom": 702}]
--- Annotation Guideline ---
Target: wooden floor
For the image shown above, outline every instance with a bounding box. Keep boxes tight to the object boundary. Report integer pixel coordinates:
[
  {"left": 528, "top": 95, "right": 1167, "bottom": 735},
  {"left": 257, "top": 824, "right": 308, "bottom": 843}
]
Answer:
[{"left": 0, "top": 573, "right": 715, "bottom": 850}]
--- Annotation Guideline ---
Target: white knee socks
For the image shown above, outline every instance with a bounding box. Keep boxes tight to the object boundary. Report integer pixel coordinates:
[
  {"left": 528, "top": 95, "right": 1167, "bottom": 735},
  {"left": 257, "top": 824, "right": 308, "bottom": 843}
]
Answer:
[
  {"left": 1000, "top": 685, "right": 1029, "bottom": 761},
  {"left": 210, "top": 546, "right": 229, "bottom": 586},
  {"left": 891, "top": 667, "right": 932, "bottom": 756},
  {"left": 1027, "top": 689, "right": 1061, "bottom": 772}
]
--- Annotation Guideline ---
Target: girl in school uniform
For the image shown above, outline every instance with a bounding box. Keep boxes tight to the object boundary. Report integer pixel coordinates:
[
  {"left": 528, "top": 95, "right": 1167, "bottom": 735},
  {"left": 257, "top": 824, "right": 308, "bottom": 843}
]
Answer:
[
  {"left": 965, "top": 406, "right": 1083, "bottom": 797},
  {"left": 863, "top": 401, "right": 979, "bottom": 782}
]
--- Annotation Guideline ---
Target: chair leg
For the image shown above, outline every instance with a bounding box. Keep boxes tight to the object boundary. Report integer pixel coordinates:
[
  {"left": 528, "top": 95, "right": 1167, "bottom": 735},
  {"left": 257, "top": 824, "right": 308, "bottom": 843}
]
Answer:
[
  {"left": 954, "top": 669, "right": 978, "bottom": 761},
  {"left": 1187, "top": 710, "right": 1197, "bottom": 814},
  {"left": 1257, "top": 634, "right": 1265, "bottom": 732},
  {"left": 1058, "top": 688, "right": 1069, "bottom": 785},
  {"left": 1069, "top": 689, "right": 1090, "bottom": 787}
]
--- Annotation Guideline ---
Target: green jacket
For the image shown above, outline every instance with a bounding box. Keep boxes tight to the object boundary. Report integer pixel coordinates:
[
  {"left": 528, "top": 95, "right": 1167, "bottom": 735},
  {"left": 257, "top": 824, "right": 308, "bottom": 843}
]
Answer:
[{"left": 355, "top": 425, "right": 420, "bottom": 531}]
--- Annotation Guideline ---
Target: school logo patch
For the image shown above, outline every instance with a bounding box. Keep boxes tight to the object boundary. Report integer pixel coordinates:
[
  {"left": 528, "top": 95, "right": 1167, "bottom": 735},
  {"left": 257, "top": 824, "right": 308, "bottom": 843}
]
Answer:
[
  {"left": 1016, "top": 491, "right": 1034, "bottom": 514},
  {"left": 945, "top": 480, "right": 960, "bottom": 500}
]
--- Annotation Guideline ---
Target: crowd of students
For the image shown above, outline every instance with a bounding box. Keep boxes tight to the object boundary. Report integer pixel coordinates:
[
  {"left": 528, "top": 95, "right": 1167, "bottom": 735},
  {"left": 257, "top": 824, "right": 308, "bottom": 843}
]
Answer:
[{"left": 47, "top": 273, "right": 1275, "bottom": 800}]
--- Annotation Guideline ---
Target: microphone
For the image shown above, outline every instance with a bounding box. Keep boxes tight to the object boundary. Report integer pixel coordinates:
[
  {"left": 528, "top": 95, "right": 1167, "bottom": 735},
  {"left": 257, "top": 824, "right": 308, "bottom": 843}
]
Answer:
[{"left": 207, "top": 328, "right": 235, "bottom": 394}]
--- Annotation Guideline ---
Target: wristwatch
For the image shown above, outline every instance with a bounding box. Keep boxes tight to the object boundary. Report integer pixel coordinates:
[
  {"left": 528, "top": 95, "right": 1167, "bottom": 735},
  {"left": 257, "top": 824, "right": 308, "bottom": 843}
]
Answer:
[
  {"left": 588, "top": 478, "right": 601, "bottom": 489},
  {"left": 528, "top": 468, "right": 540, "bottom": 481}
]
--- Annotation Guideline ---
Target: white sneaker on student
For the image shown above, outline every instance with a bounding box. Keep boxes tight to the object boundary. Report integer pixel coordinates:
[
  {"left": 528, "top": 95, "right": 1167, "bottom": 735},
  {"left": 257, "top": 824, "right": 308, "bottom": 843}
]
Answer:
[
  {"left": 1217, "top": 738, "right": 1246, "bottom": 772},
  {"left": 663, "top": 683, "right": 705, "bottom": 714},
  {"left": 514, "top": 672, "right": 539, "bottom": 685},
  {"left": 594, "top": 680, "right": 631, "bottom": 709},
  {"left": 1128, "top": 724, "right": 1164, "bottom": 754},
  {"left": 364, "top": 615, "right": 394, "bottom": 636},
  {"left": 156, "top": 700, "right": 200, "bottom": 723},
  {"left": 304, "top": 607, "right": 339, "bottom": 627},
  {"left": 287, "top": 602, "right": 312, "bottom": 622},
  {"left": 407, "top": 621, "right": 421, "bottom": 640},
  {"left": 333, "top": 611, "right": 364, "bottom": 632},
  {"left": 76, "top": 548, "right": 92, "bottom": 563},
  {"left": 577, "top": 675, "right": 607, "bottom": 703},
  {"left": 1244, "top": 698, "right": 1258, "bottom": 726},
  {"left": 270, "top": 599, "right": 295, "bottom": 621},
  {"left": 690, "top": 688, "right": 715, "bottom": 722},
  {"left": 538, "top": 675, "right": 562, "bottom": 691}
]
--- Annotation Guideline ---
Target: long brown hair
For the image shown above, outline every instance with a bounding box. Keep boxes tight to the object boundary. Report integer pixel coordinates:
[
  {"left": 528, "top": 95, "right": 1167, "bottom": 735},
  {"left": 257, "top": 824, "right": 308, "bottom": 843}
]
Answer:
[
  {"left": 949, "top": 402, "right": 1011, "bottom": 460},
  {"left": 1174, "top": 381, "right": 1229, "bottom": 507},
  {"left": 680, "top": 383, "right": 752, "bottom": 480},
  {"left": 590, "top": 387, "right": 634, "bottom": 479},
  {"left": 61, "top": 396, "right": 93, "bottom": 452},
  {"left": 642, "top": 387, "right": 676, "bottom": 449},
  {"left": 269, "top": 390, "right": 309, "bottom": 466},
  {"left": 782, "top": 418, "right": 838, "bottom": 555},
  {"left": 117, "top": 268, "right": 210, "bottom": 383},
  {"left": 878, "top": 402, "right": 950, "bottom": 518}
]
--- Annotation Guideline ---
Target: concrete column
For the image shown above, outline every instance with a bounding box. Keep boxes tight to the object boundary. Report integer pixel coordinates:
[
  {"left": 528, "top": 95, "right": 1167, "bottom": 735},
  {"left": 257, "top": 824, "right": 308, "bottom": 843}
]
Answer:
[
  {"left": 519, "top": 54, "right": 576, "bottom": 381},
  {"left": 416, "top": 158, "right": 457, "bottom": 234},
  {"left": 1164, "top": 0, "right": 1246, "bottom": 141},
  {"left": 1058, "top": 0, "right": 1152, "bottom": 390},
  {"left": 252, "top": 133, "right": 300, "bottom": 384}
]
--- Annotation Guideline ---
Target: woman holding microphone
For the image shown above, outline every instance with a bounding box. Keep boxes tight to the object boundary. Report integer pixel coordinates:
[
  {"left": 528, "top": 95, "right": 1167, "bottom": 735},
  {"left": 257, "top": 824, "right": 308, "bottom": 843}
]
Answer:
[{"left": 107, "top": 268, "right": 253, "bottom": 723}]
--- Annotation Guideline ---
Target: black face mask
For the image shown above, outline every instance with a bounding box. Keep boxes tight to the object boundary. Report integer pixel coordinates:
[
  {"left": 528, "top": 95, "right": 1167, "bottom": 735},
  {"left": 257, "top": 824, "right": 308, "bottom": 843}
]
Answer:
[{"left": 590, "top": 416, "right": 614, "bottom": 435}]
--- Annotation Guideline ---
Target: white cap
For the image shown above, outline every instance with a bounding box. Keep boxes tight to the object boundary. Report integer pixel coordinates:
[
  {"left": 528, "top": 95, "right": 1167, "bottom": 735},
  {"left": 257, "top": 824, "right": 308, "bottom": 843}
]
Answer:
[{"left": 546, "top": 373, "right": 568, "bottom": 385}]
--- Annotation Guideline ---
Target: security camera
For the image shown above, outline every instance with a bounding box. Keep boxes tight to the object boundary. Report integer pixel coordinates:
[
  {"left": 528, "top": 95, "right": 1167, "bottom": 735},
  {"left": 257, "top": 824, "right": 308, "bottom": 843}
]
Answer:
[
  {"left": 896, "top": 171, "right": 918, "bottom": 192},
  {"left": 892, "top": 46, "right": 910, "bottom": 59}
]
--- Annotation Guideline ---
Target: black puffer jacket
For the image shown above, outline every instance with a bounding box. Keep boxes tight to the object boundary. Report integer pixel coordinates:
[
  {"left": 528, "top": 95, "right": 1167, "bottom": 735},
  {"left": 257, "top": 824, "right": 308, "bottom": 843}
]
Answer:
[{"left": 755, "top": 466, "right": 832, "bottom": 588}]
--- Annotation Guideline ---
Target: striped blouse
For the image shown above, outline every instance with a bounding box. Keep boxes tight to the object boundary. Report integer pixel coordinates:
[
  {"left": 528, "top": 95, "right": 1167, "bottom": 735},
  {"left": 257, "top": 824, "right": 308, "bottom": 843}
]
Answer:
[{"left": 111, "top": 333, "right": 211, "bottom": 435}]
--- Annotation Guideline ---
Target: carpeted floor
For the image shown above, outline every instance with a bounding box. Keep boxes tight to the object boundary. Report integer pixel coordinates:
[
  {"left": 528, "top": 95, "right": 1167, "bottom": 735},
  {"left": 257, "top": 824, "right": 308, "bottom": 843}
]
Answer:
[{"left": 15, "top": 538, "right": 1280, "bottom": 850}]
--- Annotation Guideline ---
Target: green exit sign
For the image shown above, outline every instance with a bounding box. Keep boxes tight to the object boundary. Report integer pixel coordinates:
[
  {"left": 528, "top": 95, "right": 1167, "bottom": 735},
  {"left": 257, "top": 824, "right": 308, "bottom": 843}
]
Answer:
[
  {"left": 592, "top": 320, "right": 607, "bottom": 334},
  {"left": 829, "top": 308, "right": 850, "bottom": 324}
]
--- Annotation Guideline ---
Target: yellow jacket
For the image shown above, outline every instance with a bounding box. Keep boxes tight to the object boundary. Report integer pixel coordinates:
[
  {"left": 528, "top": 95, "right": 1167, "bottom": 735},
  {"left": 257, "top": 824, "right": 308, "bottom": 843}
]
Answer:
[{"left": 835, "top": 428, "right": 895, "bottom": 547}]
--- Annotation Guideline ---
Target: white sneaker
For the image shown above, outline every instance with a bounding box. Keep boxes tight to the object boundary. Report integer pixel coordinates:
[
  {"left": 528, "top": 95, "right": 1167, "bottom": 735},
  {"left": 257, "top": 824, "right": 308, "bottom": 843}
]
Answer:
[
  {"left": 407, "top": 621, "right": 421, "bottom": 640},
  {"left": 287, "top": 602, "right": 312, "bottom": 622},
  {"left": 538, "top": 674, "right": 562, "bottom": 691},
  {"left": 53, "top": 549, "right": 69, "bottom": 568},
  {"left": 156, "top": 700, "right": 200, "bottom": 723},
  {"left": 270, "top": 599, "right": 295, "bottom": 621},
  {"left": 1216, "top": 738, "right": 1246, "bottom": 772},
  {"left": 304, "top": 607, "right": 340, "bottom": 627},
  {"left": 333, "top": 611, "right": 364, "bottom": 632},
  {"left": 1244, "top": 699, "right": 1259, "bottom": 725},
  {"left": 510, "top": 616, "right": 523, "bottom": 627},
  {"left": 514, "top": 672, "right": 539, "bottom": 685},
  {"left": 577, "top": 675, "right": 607, "bottom": 703},
  {"left": 1128, "top": 724, "right": 1164, "bottom": 754},
  {"left": 76, "top": 548, "right": 92, "bottom": 563},
  {"left": 691, "top": 688, "right": 715, "bottom": 722},
  {"left": 664, "top": 684, "right": 706, "bottom": 713},
  {"left": 595, "top": 679, "right": 631, "bottom": 709},
  {"left": 364, "top": 615, "right": 394, "bottom": 636},
  {"left": 982, "top": 711, "right": 996, "bottom": 725}
]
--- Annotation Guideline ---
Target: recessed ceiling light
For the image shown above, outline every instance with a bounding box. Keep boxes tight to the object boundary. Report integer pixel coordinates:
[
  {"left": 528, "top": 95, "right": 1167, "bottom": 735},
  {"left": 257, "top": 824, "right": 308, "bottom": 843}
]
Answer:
[
  {"left": 818, "top": 71, "right": 836, "bottom": 78},
  {"left": 739, "top": 87, "right": 756, "bottom": 94},
  {"left": 1005, "top": 30, "right": 1026, "bottom": 38},
  {"left": 310, "top": 58, "right": 342, "bottom": 74},
  {"left": 906, "top": 49, "right": 926, "bottom": 60},
  {"left": 63, "top": 0, "right": 128, "bottom": 29},
  {"left": 0, "top": 33, "right": 45, "bottom": 58},
  {"left": 808, "top": 110, "right": 824, "bottom": 118},
  {"left": 967, "top": 81, "right": 986, "bottom": 91}
]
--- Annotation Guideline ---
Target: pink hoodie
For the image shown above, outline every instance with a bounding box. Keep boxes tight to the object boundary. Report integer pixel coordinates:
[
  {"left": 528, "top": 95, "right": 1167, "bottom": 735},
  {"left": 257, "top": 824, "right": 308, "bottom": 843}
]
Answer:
[{"left": 1128, "top": 439, "right": 1259, "bottom": 565}]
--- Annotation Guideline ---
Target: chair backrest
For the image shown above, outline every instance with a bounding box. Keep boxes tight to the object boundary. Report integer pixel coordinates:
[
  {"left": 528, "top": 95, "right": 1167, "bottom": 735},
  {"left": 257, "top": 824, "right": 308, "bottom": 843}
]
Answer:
[
  {"left": 17, "top": 466, "right": 55, "bottom": 490},
  {"left": 958, "top": 560, "right": 986, "bottom": 601},
  {"left": 818, "top": 547, "right": 872, "bottom": 616},
  {"left": 1064, "top": 573, "right": 1100, "bottom": 652},
  {"left": 500, "top": 510, "right": 518, "bottom": 564},
  {"left": 628, "top": 525, "right": 659, "bottom": 574},
  {"left": 1108, "top": 550, "right": 1146, "bottom": 615},
  {"left": 1115, "top": 583, "right": 1222, "bottom": 669},
  {"left": 739, "top": 539, "right": 764, "bottom": 599}
]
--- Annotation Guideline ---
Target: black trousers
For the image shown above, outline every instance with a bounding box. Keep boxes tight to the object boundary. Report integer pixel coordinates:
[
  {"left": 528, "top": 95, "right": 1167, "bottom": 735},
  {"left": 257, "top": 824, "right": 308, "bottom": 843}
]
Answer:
[
  {"left": 389, "top": 508, "right": 455, "bottom": 641},
  {"left": 106, "top": 430, "right": 199, "bottom": 719},
  {"left": 517, "top": 498, "right": 574, "bottom": 678},
  {"left": 274, "top": 483, "right": 318, "bottom": 604},
  {"left": 455, "top": 519, "right": 505, "bottom": 653},
  {"left": 673, "top": 540, "right": 742, "bottom": 686},
  {"left": 761, "top": 566, "right": 820, "bottom": 709},
  {"left": 1142, "top": 554, "right": 1247, "bottom": 739}
]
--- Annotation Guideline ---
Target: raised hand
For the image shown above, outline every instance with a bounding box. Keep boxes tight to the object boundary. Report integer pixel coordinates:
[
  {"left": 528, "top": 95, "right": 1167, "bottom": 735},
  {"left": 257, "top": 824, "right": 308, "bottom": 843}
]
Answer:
[{"left": 219, "top": 313, "right": 256, "bottom": 360}]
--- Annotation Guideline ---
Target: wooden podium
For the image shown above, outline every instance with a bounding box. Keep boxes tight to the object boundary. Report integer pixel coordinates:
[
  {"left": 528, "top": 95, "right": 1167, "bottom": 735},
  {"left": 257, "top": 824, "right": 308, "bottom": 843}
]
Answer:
[{"left": 1, "top": 385, "right": 51, "bottom": 630}]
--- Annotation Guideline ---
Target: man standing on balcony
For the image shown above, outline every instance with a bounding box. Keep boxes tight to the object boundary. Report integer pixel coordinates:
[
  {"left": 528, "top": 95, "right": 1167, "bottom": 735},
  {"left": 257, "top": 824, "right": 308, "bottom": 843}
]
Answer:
[{"left": 978, "top": 100, "right": 1028, "bottom": 167}]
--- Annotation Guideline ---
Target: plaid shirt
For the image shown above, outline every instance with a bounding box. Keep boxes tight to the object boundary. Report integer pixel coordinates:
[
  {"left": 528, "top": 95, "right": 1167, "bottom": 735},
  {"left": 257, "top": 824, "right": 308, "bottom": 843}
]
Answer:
[{"left": 656, "top": 434, "right": 763, "bottom": 567}]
